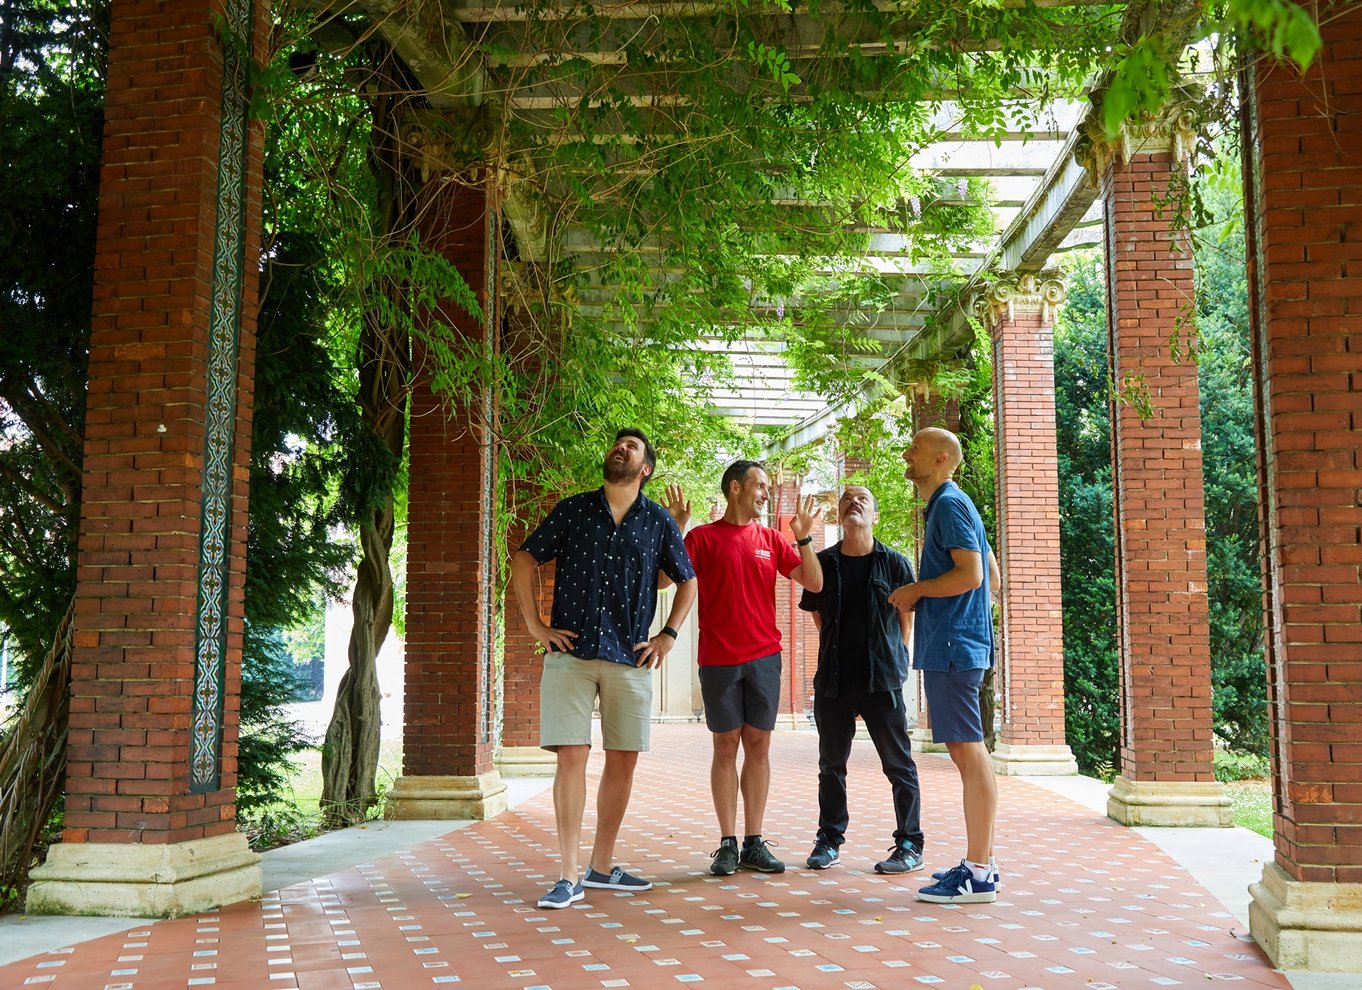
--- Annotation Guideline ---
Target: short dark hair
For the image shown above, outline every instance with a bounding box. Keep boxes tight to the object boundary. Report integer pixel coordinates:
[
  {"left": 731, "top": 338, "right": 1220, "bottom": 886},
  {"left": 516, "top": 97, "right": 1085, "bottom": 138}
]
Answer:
[
  {"left": 615, "top": 428, "right": 656, "bottom": 487},
  {"left": 721, "top": 460, "right": 765, "bottom": 499}
]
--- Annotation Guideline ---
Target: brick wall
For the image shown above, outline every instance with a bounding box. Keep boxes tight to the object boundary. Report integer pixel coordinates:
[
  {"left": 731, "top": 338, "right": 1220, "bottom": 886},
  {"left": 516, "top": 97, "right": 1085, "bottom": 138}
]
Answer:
[
  {"left": 64, "top": 0, "right": 267, "bottom": 845},
  {"left": 502, "top": 481, "right": 556, "bottom": 749},
  {"left": 990, "top": 307, "right": 1067, "bottom": 747},
  {"left": 1245, "top": 3, "right": 1362, "bottom": 883},
  {"left": 403, "top": 178, "right": 498, "bottom": 779},
  {"left": 1102, "top": 151, "right": 1216, "bottom": 784}
]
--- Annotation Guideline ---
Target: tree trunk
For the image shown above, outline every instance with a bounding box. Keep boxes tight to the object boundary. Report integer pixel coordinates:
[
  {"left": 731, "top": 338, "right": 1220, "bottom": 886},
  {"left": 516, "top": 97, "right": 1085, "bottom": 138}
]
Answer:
[
  {"left": 318, "top": 44, "right": 416, "bottom": 827},
  {"left": 0, "top": 597, "right": 76, "bottom": 904},
  {"left": 320, "top": 499, "right": 394, "bottom": 826}
]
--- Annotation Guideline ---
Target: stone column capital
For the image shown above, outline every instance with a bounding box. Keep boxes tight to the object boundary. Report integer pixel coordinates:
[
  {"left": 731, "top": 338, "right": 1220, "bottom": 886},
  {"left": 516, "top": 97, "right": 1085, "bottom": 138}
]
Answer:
[
  {"left": 1073, "top": 86, "right": 1204, "bottom": 183},
  {"left": 971, "top": 270, "right": 1067, "bottom": 327}
]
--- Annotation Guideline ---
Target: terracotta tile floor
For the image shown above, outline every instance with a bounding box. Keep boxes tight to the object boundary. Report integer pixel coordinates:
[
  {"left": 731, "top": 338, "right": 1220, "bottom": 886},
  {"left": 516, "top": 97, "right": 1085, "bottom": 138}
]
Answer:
[{"left": 2, "top": 724, "right": 1287, "bottom": 989}]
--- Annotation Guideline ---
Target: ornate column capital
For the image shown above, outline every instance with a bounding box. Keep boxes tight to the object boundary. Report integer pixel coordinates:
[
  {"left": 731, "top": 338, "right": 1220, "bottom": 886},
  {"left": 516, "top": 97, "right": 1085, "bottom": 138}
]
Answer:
[
  {"left": 970, "top": 270, "right": 1067, "bottom": 327},
  {"left": 1073, "top": 86, "right": 1204, "bottom": 184}
]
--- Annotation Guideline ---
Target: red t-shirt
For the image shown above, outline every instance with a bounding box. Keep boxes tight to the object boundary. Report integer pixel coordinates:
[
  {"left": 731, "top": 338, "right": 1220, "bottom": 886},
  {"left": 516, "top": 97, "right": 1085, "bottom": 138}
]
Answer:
[{"left": 684, "top": 519, "right": 803, "bottom": 666}]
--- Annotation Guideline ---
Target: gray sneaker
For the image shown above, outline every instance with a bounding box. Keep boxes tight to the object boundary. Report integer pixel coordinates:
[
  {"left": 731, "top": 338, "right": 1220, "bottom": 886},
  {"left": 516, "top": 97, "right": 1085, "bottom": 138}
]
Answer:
[
  {"left": 583, "top": 865, "right": 653, "bottom": 891},
  {"left": 874, "top": 842, "right": 925, "bottom": 874},
  {"left": 710, "top": 840, "right": 739, "bottom": 875},
  {"left": 537, "top": 878, "right": 584, "bottom": 909},
  {"left": 739, "top": 837, "right": 786, "bottom": 873},
  {"left": 806, "top": 839, "right": 840, "bottom": 870}
]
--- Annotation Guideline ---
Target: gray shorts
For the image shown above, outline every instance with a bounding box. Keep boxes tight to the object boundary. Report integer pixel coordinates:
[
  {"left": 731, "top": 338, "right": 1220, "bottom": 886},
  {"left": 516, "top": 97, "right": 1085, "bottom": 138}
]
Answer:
[
  {"left": 698, "top": 652, "right": 782, "bottom": 733},
  {"left": 539, "top": 653, "right": 653, "bottom": 751}
]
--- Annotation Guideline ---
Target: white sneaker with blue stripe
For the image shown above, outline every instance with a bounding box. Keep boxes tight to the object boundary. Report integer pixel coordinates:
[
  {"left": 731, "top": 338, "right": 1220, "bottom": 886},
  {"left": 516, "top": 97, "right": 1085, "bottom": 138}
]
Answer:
[{"left": 916, "top": 861, "right": 998, "bottom": 903}]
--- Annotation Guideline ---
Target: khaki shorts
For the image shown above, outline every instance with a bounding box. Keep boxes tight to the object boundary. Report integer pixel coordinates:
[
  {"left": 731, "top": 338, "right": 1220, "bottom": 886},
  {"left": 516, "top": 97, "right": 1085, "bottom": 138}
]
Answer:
[{"left": 539, "top": 653, "right": 653, "bottom": 752}]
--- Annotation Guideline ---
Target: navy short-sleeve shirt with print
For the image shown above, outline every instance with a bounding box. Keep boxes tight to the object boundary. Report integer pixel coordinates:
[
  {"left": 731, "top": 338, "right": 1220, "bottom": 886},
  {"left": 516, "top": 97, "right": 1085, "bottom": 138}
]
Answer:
[{"left": 521, "top": 488, "right": 695, "bottom": 666}]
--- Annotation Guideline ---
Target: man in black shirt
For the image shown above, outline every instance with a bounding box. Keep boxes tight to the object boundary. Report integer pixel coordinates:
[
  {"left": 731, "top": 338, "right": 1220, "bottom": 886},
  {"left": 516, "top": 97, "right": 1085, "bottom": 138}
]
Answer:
[{"left": 798, "top": 485, "right": 925, "bottom": 873}]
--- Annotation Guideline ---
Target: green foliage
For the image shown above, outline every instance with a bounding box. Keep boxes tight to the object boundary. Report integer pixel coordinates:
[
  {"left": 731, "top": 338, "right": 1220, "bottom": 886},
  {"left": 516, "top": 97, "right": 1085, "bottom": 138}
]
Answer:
[
  {"left": 832, "top": 400, "right": 920, "bottom": 553},
  {"left": 1052, "top": 256, "right": 1121, "bottom": 776},
  {"left": 1214, "top": 748, "right": 1271, "bottom": 782},
  {"left": 0, "top": 0, "right": 106, "bottom": 678}
]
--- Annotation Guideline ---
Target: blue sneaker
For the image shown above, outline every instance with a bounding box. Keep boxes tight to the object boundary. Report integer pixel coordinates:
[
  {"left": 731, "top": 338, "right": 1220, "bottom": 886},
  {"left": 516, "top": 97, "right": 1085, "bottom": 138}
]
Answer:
[
  {"left": 932, "top": 858, "right": 1000, "bottom": 888},
  {"left": 537, "top": 878, "right": 585, "bottom": 909},
  {"left": 916, "top": 861, "right": 997, "bottom": 903},
  {"left": 582, "top": 865, "right": 653, "bottom": 891}
]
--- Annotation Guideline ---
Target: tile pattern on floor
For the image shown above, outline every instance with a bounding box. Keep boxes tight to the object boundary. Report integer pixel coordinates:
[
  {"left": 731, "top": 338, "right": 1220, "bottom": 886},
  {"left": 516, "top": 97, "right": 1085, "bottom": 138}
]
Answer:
[{"left": 2, "top": 724, "right": 1286, "bottom": 989}]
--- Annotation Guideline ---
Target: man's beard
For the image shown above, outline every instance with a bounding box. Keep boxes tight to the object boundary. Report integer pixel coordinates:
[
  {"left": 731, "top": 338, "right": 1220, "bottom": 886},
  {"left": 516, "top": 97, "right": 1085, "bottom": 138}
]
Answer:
[{"left": 603, "top": 456, "right": 643, "bottom": 485}]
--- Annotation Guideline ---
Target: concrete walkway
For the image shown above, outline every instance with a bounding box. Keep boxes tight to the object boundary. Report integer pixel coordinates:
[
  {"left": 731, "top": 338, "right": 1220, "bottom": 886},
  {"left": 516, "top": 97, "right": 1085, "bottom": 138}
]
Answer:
[{"left": 1, "top": 725, "right": 1353, "bottom": 989}]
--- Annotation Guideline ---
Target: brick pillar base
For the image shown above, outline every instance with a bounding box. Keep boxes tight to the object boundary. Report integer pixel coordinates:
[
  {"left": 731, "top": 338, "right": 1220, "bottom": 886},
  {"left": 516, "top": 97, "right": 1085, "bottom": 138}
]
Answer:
[{"left": 1242, "top": 3, "right": 1362, "bottom": 971}]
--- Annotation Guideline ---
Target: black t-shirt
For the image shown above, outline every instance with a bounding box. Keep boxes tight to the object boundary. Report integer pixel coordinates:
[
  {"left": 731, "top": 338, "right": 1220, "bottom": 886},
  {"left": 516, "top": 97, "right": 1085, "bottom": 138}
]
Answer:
[{"left": 836, "top": 551, "right": 873, "bottom": 691}]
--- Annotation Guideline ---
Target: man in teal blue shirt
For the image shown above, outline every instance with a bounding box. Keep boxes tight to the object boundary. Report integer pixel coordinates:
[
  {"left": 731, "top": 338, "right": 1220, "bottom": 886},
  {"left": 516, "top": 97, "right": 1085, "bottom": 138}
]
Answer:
[{"left": 890, "top": 427, "right": 1001, "bottom": 904}]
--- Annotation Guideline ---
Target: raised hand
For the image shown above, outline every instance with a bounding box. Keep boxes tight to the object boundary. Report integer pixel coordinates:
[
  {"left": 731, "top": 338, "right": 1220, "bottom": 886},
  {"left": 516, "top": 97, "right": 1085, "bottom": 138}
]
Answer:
[
  {"left": 663, "top": 481, "right": 692, "bottom": 531},
  {"left": 790, "top": 493, "right": 819, "bottom": 542}
]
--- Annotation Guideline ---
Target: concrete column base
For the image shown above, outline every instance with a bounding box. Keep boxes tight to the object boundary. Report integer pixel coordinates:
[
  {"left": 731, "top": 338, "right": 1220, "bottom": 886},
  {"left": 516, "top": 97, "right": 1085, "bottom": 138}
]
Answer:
[
  {"left": 1249, "top": 861, "right": 1362, "bottom": 972},
  {"left": 26, "top": 832, "right": 261, "bottom": 918},
  {"left": 992, "top": 742, "right": 1079, "bottom": 776},
  {"left": 910, "top": 726, "right": 946, "bottom": 753},
  {"left": 1106, "top": 775, "right": 1233, "bottom": 826},
  {"left": 385, "top": 771, "right": 508, "bottom": 820},
  {"left": 496, "top": 745, "right": 557, "bottom": 778}
]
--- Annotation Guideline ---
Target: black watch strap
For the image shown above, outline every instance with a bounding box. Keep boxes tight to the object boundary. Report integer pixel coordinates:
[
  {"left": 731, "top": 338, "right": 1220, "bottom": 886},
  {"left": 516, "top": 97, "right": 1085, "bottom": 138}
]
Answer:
[
  {"left": 796, "top": 535, "right": 814, "bottom": 547},
  {"left": 660, "top": 626, "right": 679, "bottom": 639}
]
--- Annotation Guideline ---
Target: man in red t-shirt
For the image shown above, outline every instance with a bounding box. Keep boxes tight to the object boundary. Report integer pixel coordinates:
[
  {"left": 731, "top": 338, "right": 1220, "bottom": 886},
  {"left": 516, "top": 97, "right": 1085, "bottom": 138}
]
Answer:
[{"left": 666, "top": 461, "right": 822, "bottom": 874}]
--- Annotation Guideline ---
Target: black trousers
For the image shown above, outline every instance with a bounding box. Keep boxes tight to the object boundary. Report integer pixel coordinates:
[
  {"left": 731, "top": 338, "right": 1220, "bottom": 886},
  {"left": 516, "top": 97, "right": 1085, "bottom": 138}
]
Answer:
[{"left": 813, "top": 688, "right": 924, "bottom": 851}]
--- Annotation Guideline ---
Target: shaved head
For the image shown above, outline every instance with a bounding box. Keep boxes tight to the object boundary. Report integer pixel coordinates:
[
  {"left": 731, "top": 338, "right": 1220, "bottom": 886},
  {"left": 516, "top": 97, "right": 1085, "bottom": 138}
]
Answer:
[{"left": 917, "top": 427, "right": 963, "bottom": 471}]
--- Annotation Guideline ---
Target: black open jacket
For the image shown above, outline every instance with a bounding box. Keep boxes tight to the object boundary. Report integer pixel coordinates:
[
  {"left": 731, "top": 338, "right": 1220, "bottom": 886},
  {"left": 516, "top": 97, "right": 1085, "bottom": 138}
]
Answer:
[{"left": 798, "top": 538, "right": 915, "bottom": 699}]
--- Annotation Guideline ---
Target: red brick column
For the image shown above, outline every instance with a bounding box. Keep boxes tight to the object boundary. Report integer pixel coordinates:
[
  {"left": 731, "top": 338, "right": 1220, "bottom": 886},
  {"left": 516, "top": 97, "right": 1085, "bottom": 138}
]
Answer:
[
  {"left": 1097, "top": 125, "right": 1230, "bottom": 826},
  {"left": 981, "top": 277, "right": 1077, "bottom": 775},
  {"left": 1243, "top": 6, "right": 1362, "bottom": 969},
  {"left": 387, "top": 177, "right": 506, "bottom": 819},
  {"left": 772, "top": 478, "right": 809, "bottom": 724},
  {"left": 907, "top": 391, "right": 961, "bottom": 751},
  {"left": 497, "top": 482, "right": 556, "bottom": 776},
  {"left": 27, "top": 0, "right": 269, "bottom": 917}
]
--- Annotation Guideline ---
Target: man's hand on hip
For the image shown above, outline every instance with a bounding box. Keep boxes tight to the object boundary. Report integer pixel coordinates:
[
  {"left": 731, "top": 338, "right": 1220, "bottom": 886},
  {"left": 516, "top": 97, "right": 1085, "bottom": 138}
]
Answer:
[{"left": 633, "top": 633, "right": 674, "bottom": 669}]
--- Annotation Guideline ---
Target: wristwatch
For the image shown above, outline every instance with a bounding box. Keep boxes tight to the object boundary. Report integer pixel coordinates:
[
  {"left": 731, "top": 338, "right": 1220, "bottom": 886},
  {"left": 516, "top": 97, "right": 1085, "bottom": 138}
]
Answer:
[{"left": 796, "top": 535, "right": 814, "bottom": 547}]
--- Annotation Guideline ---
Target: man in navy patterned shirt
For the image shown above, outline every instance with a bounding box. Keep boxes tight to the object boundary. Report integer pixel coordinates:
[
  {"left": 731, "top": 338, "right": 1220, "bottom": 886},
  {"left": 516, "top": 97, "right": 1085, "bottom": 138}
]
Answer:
[{"left": 512, "top": 429, "right": 697, "bottom": 909}]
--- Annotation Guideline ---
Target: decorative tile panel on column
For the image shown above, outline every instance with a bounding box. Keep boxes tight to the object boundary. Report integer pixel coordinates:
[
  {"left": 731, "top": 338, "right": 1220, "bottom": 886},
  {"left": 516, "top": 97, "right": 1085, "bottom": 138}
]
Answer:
[
  {"left": 907, "top": 390, "right": 961, "bottom": 752},
  {"left": 1087, "top": 103, "right": 1231, "bottom": 827},
  {"left": 388, "top": 176, "right": 506, "bottom": 820},
  {"left": 1242, "top": 6, "right": 1362, "bottom": 972},
  {"left": 978, "top": 275, "right": 1078, "bottom": 775},
  {"left": 26, "top": 0, "right": 268, "bottom": 918},
  {"left": 772, "top": 478, "right": 807, "bottom": 726}
]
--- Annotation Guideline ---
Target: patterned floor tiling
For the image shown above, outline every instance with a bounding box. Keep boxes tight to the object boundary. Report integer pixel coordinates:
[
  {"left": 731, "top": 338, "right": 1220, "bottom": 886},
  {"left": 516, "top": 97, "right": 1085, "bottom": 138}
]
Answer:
[{"left": 2, "top": 724, "right": 1289, "bottom": 990}]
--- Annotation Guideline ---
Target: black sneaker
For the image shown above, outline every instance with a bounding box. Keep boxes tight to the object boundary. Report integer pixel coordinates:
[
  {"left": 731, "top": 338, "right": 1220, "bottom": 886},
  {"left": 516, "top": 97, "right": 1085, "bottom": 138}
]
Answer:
[
  {"left": 739, "top": 837, "right": 786, "bottom": 873},
  {"left": 874, "top": 842, "right": 925, "bottom": 875},
  {"left": 806, "top": 839, "right": 840, "bottom": 870},
  {"left": 710, "top": 840, "right": 739, "bottom": 876}
]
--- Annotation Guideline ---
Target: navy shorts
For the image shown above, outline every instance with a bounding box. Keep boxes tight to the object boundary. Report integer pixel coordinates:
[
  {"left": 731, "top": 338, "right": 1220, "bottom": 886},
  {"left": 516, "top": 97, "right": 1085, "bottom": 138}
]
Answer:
[
  {"left": 698, "top": 652, "right": 782, "bottom": 732},
  {"left": 923, "top": 665, "right": 986, "bottom": 743}
]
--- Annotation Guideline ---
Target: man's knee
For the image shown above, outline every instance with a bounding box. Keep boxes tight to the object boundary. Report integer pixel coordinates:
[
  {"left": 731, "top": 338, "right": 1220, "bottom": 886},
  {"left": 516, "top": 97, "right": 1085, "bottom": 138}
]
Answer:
[
  {"left": 556, "top": 744, "right": 590, "bottom": 773},
  {"left": 603, "top": 748, "right": 640, "bottom": 773},
  {"left": 712, "top": 728, "right": 742, "bottom": 760},
  {"left": 740, "top": 725, "right": 772, "bottom": 759}
]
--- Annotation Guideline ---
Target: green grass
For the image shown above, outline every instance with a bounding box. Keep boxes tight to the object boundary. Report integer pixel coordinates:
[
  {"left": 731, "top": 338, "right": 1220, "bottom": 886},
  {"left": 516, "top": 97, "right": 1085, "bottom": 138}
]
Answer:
[
  {"left": 1227, "top": 779, "right": 1272, "bottom": 837},
  {"left": 240, "top": 740, "right": 405, "bottom": 850}
]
